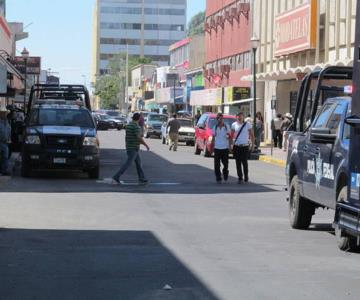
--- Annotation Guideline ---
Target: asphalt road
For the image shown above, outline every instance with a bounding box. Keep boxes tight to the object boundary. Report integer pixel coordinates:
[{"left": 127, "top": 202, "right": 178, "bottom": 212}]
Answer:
[{"left": 0, "top": 131, "right": 359, "bottom": 300}]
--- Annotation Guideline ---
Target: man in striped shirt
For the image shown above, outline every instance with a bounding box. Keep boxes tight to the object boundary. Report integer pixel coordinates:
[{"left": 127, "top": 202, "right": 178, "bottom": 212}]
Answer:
[{"left": 112, "top": 113, "right": 150, "bottom": 184}]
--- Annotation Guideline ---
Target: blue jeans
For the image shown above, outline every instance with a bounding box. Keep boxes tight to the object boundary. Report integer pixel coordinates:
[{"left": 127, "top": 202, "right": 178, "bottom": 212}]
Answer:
[
  {"left": 0, "top": 143, "right": 9, "bottom": 174},
  {"left": 113, "top": 149, "right": 146, "bottom": 181}
]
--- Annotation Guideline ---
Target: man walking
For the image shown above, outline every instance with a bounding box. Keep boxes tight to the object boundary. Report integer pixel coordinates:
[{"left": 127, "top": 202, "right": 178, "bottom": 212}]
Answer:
[
  {"left": 0, "top": 106, "right": 11, "bottom": 176},
  {"left": 232, "top": 112, "right": 255, "bottom": 183},
  {"left": 212, "top": 113, "right": 231, "bottom": 183},
  {"left": 112, "top": 112, "right": 150, "bottom": 184},
  {"left": 167, "top": 114, "right": 181, "bottom": 151}
]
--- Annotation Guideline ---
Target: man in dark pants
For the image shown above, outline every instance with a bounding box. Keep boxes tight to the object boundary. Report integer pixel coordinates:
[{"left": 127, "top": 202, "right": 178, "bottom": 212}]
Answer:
[
  {"left": 231, "top": 112, "right": 255, "bottom": 183},
  {"left": 112, "top": 113, "right": 150, "bottom": 184},
  {"left": 212, "top": 113, "right": 231, "bottom": 183}
]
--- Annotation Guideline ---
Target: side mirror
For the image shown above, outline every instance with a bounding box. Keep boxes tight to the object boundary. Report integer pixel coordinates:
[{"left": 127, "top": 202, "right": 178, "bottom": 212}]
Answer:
[
  {"left": 310, "top": 127, "right": 337, "bottom": 144},
  {"left": 345, "top": 115, "right": 360, "bottom": 126}
]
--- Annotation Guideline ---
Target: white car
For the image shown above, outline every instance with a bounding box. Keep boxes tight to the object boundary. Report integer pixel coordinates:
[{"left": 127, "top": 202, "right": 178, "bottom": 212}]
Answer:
[{"left": 161, "top": 118, "right": 195, "bottom": 146}]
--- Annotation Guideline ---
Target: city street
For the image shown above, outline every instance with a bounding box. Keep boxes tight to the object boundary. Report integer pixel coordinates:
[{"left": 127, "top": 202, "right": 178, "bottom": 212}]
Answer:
[{"left": 0, "top": 131, "right": 359, "bottom": 300}]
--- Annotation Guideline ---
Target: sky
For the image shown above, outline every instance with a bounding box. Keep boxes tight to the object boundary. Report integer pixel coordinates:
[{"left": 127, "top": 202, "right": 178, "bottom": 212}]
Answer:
[{"left": 6, "top": 0, "right": 206, "bottom": 89}]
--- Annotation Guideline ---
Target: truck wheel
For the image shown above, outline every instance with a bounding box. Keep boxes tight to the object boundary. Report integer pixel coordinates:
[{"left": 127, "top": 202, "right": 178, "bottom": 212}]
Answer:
[
  {"left": 203, "top": 142, "right": 211, "bottom": 157},
  {"left": 21, "top": 159, "right": 31, "bottom": 178},
  {"left": 194, "top": 142, "right": 201, "bottom": 155},
  {"left": 88, "top": 166, "right": 100, "bottom": 179},
  {"left": 335, "top": 186, "right": 359, "bottom": 251},
  {"left": 289, "top": 175, "right": 315, "bottom": 229}
]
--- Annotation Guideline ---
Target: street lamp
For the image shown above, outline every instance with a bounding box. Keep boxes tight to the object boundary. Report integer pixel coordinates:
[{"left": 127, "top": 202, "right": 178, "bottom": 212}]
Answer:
[
  {"left": 21, "top": 47, "right": 30, "bottom": 113},
  {"left": 250, "top": 35, "right": 260, "bottom": 138}
]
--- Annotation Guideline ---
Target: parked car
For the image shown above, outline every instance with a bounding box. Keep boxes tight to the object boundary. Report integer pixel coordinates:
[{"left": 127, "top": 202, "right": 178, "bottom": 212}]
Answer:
[
  {"left": 93, "top": 113, "right": 122, "bottom": 130},
  {"left": 161, "top": 118, "right": 195, "bottom": 146},
  {"left": 144, "top": 113, "right": 168, "bottom": 138},
  {"left": 194, "top": 113, "right": 237, "bottom": 157}
]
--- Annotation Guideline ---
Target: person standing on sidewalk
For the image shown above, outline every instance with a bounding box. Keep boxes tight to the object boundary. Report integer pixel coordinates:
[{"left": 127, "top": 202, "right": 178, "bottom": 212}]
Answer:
[
  {"left": 211, "top": 113, "right": 231, "bottom": 183},
  {"left": 281, "top": 113, "right": 292, "bottom": 151},
  {"left": 232, "top": 112, "right": 255, "bottom": 183},
  {"left": 112, "top": 113, "right": 150, "bottom": 184},
  {"left": 271, "top": 113, "right": 283, "bottom": 149},
  {"left": 0, "top": 107, "right": 11, "bottom": 176},
  {"left": 167, "top": 114, "right": 181, "bottom": 151}
]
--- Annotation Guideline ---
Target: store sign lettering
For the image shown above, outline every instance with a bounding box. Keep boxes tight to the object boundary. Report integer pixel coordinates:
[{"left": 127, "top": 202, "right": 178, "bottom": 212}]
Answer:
[{"left": 275, "top": 0, "right": 317, "bottom": 57}]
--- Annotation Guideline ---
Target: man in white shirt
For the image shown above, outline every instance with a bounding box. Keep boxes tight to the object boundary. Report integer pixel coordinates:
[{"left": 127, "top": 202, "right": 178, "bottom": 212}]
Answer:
[
  {"left": 231, "top": 112, "right": 255, "bottom": 183},
  {"left": 212, "top": 113, "right": 231, "bottom": 183}
]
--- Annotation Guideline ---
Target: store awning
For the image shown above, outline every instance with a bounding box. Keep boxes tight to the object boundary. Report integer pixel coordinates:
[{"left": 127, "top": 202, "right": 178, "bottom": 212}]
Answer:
[
  {"left": 190, "top": 88, "right": 222, "bottom": 106},
  {"left": 241, "top": 60, "right": 354, "bottom": 81}
]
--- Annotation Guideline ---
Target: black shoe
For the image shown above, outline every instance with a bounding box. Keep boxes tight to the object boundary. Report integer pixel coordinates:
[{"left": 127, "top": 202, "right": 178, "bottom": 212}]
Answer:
[
  {"left": 139, "top": 179, "right": 149, "bottom": 185},
  {"left": 223, "top": 173, "right": 228, "bottom": 181},
  {"left": 216, "top": 178, "right": 222, "bottom": 184},
  {"left": 245, "top": 178, "right": 249, "bottom": 183},
  {"left": 238, "top": 179, "right": 243, "bottom": 184},
  {"left": 1, "top": 172, "right": 11, "bottom": 176}
]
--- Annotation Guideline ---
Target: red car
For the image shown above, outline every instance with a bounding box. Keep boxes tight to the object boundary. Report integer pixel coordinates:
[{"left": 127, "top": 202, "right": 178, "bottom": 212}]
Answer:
[{"left": 194, "top": 113, "right": 237, "bottom": 157}]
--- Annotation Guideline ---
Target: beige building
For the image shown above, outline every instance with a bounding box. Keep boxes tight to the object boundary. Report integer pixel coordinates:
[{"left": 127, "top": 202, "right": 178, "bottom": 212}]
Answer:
[{"left": 251, "top": 0, "right": 356, "bottom": 142}]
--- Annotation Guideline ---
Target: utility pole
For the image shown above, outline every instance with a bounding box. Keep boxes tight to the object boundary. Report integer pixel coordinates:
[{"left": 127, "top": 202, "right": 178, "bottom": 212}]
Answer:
[
  {"left": 125, "top": 44, "right": 129, "bottom": 114},
  {"left": 140, "top": 0, "right": 145, "bottom": 58}
]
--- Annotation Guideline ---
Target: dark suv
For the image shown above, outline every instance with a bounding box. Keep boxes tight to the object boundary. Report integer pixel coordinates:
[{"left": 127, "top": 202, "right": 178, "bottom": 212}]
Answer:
[{"left": 22, "top": 104, "right": 100, "bottom": 178}]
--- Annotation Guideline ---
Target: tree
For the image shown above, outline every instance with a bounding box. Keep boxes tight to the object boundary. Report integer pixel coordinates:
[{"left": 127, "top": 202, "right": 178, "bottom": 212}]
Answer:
[
  {"left": 187, "top": 11, "right": 205, "bottom": 37},
  {"left": 95, "top": 54, "right": 152, "bottom": 109}
]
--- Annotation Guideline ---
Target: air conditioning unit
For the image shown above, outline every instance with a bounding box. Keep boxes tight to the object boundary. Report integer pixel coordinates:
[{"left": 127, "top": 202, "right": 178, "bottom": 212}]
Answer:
[
  {"left": 204, "top": 22, "right": 211, "bottom": 34},
  {"left": 216, "top": 16, "right": 224, "bottom": 29},
  {"left": 231, "top": 7, "right": 240, "bottom": 23},
  {"left": 239, "top": 3, "right": 250, "bottom": 20}
]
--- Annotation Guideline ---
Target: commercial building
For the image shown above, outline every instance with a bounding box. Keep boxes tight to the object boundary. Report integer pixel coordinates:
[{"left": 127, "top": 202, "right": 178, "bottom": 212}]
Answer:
[
  {"left": 0, "top": 1, "right": 27, "bottom": 108},
  {"left": 194, "top": 0, "right": 252, "bottom": 115},
  {"left": 92, "top": 0, "right": 187, "bottom": 78},
  {"left": 252, "top": 0, "right": 356, "bottom": 142}
]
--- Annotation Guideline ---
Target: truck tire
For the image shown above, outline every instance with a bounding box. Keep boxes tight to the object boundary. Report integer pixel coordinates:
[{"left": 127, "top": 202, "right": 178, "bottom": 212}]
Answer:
[
  {"left": 194, "top": 142, "right": 201, "bottom": 155},
  {"left": 289, "top": 175, "right": 315, "bottom": 229},
  {"left": 88, "top": 166, "right": 100, "bottom": 179},
  {"left": 335, "top": 186, "right": 359, "bottom": 252},
  {"left": 203, "top": 142, "right": 211, "bottom": 157}
]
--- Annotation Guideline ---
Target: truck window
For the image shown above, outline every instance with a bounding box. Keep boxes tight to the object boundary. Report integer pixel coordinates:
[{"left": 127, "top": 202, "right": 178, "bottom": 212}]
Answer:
[
  {"left": 326, "top": 104, "right": 345, "bottom": 134},
  {"left": 313, "top": 104, "right": 335, "bottom": 128}
]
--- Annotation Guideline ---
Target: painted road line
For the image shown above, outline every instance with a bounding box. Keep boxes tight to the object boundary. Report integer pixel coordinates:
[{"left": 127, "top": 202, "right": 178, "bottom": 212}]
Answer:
[
  {"left": 96, "top": 178, "right": 181, "bottom": 186},
  {"left": 259, "top": 155, "right": 286, "bottom": 167}
]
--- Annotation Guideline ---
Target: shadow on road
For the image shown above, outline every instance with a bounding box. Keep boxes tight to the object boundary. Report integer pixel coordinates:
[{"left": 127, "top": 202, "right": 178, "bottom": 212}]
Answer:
[
  {"left": 1, "top": 149, "right": 281, "bottom": 194},
  {"left": 0, "top": 228, "right": 219, "bottom": 300}
]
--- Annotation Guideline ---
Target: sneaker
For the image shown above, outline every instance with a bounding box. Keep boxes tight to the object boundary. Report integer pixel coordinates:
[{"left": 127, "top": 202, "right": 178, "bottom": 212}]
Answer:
[
  {"left": 139, "top": 179, "right": 149, "bottom": 185},
  {"left": 111, "top": 178, "right": 120, "bottom": 185}
]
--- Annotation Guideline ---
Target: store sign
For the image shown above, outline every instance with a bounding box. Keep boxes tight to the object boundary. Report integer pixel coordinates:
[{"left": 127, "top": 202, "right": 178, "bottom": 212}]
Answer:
[
  {"left": 14, "top": 56, "right": 41, "bottom": 75},
  {"left": 224, "top": 87, "right": 250, "bottom": 104},
  {"left": 0, "top": 63, "right": 7, "bottom": 94},
  {"left": 274, "top": 0, "right": 317, "bottom": 57},
  {"left": 190, "top": 88, "right": 222, "bottom": 106}
]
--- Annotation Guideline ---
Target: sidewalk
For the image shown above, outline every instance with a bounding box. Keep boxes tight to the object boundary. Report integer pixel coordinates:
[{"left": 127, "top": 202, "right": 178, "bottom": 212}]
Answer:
[
  {"left": 0, "top": 152, "right": 20, "bottom": 186},
  {"left": 258, "top": 146, "right": 287, "bottom": 167}
]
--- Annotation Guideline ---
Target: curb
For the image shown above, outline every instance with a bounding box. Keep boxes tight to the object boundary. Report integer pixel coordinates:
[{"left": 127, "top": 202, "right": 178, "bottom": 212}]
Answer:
[{"left": 258, "top": 155, "right": 286, "bottom": 168}]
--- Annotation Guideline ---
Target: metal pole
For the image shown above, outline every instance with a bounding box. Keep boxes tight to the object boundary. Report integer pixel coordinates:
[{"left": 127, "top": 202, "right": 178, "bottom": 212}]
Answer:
[
  {"left": 125, "top": 44, "right": 129, "bottom": 114},
  {"left": 23, "top": 58, "right": 27, "bottom": 114},
  {"left": 252, "top": 47, "right": 257, "bottom": 136},
  {"left": 173, "top": 77, "right": 176, "bottom": 114}
]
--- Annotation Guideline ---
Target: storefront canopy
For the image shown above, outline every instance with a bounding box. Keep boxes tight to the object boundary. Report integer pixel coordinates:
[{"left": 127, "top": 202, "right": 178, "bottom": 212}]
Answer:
[{"left": 241, "top": 60, "right": 354, "bottom": 81}]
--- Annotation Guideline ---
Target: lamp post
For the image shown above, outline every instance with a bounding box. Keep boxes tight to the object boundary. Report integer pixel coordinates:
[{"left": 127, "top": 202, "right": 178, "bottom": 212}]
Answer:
[
  {"left": 250, "top": 36, "right": 260, "bottom": 137},
  {"left": 21, "top": 47, "right": 29, "bottom": 113}
]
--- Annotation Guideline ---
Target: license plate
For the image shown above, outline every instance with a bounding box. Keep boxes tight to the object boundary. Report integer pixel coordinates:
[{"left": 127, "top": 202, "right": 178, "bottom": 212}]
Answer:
[{"left": 53, "top": 158, "right": 66, "bottom": 164}]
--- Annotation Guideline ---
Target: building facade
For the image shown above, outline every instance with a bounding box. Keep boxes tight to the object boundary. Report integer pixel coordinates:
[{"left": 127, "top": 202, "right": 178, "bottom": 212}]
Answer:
[
  {"left": 252, "top": 0, "right": 356, "bottom": 142},
  {"left": 193, "top": 0, "right": 252, "bottom": 115},
  {"left": 92, "top": 0, "right": 187, "bottom": 79}
]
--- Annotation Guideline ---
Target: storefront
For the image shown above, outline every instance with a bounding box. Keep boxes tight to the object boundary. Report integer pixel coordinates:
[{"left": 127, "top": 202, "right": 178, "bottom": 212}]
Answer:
[
  {"left": 223, "top": 86, "right": 251, "bottom": 116},
  {"left": 250, "top": 0, "right": 356, "bottom": 143}
]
